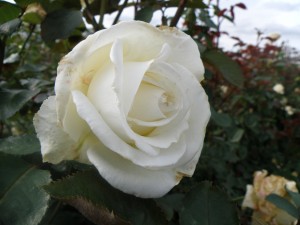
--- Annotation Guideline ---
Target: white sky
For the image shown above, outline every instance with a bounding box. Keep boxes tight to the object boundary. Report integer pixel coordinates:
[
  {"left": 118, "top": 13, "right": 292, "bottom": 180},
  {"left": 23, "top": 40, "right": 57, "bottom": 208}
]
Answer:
[
  {"left": 102, "top": 0, "right": 300, "bottom": 51},
  {"left": 218, "top": 0, "right": 300, "bottom": 50}
]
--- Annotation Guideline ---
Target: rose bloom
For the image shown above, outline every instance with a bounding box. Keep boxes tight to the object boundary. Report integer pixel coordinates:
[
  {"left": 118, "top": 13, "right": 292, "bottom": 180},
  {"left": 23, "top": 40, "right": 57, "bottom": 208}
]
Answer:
[
  {"left": 273, "top": 83, "right": 285, "bottom": 95},
  {"left": 34, "top": 21, "right": 210, "bottom": 198},
  {"left": 267, "top": 33, "right": 281, "bottom": 42},
  {"left": 285, "top": 105, "right": 295, "bottom": 116},
  {"left": 242, "top": 170, "right": 298, "bottom": 225}
]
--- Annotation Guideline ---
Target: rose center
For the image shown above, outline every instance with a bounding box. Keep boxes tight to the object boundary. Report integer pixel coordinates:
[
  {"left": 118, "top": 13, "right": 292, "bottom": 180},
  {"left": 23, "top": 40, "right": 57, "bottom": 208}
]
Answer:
[
  {"left": 128, "top": 82, "right": 177, "bottom": 122},
  {"left": 158, "top": 93, "right": 177, "bottom": 115}
]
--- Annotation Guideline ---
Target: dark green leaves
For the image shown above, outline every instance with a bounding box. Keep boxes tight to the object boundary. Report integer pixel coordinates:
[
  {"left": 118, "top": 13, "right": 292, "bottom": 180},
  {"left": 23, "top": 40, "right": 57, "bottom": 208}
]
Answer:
[
  {"left": 266, "top": 189, "right": 300, "bottom": 220},
  {"left": 210, "top": 106, "right": 233, "bottom": 127},
  {"left": 0, "top": 88, "right": 39, "bottom": 120},
  {"left": 44, "top": 170, "right": 167, "bottom": 225},
  {"left": 0, "top": 3, "right": 21, "bottom": 24},
  {"left": 14, "top": 0, "right": 36, "bottom": 7},
  {"left": 266, "top": 194, "right": 299, "bottom": 219},
  {"left": 203, "top": 50, "right": 244, "bottom": 88},
  {"left": 135, "top": 6, "right": 154, "bottom": 23},
  {"left": 0, "top": 135, "right": 40, "bottom": 155},
  {"left": 179, "top": 182, "right": 239, "bottom": 225},
  {"left": 0, "top": 154, "right": 51, "bottom": 225},
  {"left": 41, "top": 9, "right": 83, "bottom": 41},
  {"left": 286, "top": 189, "right": 300, "bottom": 207}
]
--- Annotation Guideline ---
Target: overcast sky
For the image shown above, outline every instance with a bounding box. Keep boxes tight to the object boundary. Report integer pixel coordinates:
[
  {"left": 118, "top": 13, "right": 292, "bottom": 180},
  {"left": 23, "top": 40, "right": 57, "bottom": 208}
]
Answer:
[
  {"left": 3, "top": 0, "right": 299, "bottom": 51},
  {"left": 103, "top": 0, "right": 300, "bottom": 51},
  {"left": 218, "top": 0, "right": 300, "bottom": 50}
]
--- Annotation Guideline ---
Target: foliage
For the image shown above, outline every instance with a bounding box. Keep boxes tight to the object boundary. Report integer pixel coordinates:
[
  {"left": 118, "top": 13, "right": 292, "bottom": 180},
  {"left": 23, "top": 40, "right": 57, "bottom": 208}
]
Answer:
[{"left": 0, "top": 0, "right": 299, "bottom": 224}]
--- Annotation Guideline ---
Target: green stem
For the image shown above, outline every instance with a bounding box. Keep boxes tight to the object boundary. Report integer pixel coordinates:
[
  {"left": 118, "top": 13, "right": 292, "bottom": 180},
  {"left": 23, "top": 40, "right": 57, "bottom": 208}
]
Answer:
[
  {"left": 231, "top": 196, "right": 245, "bottom": 202},
  {"left": 19, "top": 24, "right": 36, "bottom": 56},
  {"left": 99, "top": 0, "right": 107, "bottom": 29},
  {"left": 84, "top": 0, "right": 99, "bottom": 31},
  {"left": 113, "top": 0, "right": 129, "bottom": 25},
  {"left": 170, "top": 0, "right": 188, "bottom": 27}
]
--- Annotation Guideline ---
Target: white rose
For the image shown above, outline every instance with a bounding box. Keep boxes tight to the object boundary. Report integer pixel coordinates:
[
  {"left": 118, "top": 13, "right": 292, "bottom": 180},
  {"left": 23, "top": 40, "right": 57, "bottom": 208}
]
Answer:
[
  {"left": 273, "top": 83, "right": 284, "bottom": 94},
  {"left": 33, "top": 21, "right": 210, "bottom": 198},
  {"left": 267, "top": 33, "right": 281, "bottom": 42},
  {"left": 285, "top": 105, "right": 295, "bottom": 116}
]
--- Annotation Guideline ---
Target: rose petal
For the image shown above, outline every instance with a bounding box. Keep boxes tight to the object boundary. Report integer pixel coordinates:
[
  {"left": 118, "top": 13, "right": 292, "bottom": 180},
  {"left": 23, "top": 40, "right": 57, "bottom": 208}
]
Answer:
[
  {"left": 62, "top": 95, "right": 89, "bottom": 141},
  {"left": 33, "top": 96, "right": 77, "bottom": 163},
  {"left": 130, "top": 61, "right": 210, "bottom": 175},
  {"left": 241, "top": 185, "right": 256, "bottom": 209},
  {"left": 110, "top": 38, "right": 163, "bottom": 118},
  {"left": 86, "top": 136, "right": 179, "bottom": 198},
  {"left": 128, "top": 83, "right": 167, "bottom": 122},
  {"left": 72, "top": 90, "right": 187, "bottom": 168}
]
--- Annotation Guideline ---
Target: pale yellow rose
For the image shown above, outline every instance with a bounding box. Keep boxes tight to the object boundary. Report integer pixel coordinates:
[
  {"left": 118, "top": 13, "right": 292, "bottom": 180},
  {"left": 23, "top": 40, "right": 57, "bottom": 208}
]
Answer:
[{"left": 242, "top": 170, "right": 298, "bottom": 225}]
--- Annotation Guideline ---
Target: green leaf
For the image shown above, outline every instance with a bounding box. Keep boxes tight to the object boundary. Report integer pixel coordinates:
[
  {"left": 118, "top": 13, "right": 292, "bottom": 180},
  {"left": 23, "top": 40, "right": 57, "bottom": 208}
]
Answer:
[
  {"left": 230, "top": 128, "right": 244, "bottom": 143},
  {"left": 22, "top": 12, "right": 43, "bottom": 24},
  {"left": 266, "top": 194, "right": 299, "bottom": 219},
  {"left": 0, "top": 134, "right": 40, "bottom": 155},
  {"left": 0, "top": 3, "right": 21, "bottom": 24},
  {"left": 0, "top": 18, "right": 21, "bottom": 36},
  {"left": 14, "top": 0, "right": 36, "bottom": 7},
  {"left": 166, "top": 0, "right": 207, "bottom": 9},
  {"left": 210, "top": 106, "right": 233, "bottom": 127},
  {"left": 0, "top": 88, "right": 39, "bottom": 120},
  {"left": 135, "top": 6, "right": 154, "bottom": 23},
  {"left": 203, "top": 50, "right": 244, "bottom": 88},
  {"left": 0, "top": 153, "right": 51, "bottom": 225},
  {"left": 41, "top": 9, "right": 83, "bottom": 41},
  {"left": 199, "top": 10, "right": 217, "bottom": 29},
  {"left": 286, "top": 188, "right": 300, "bottom": 207},
  {"left": 156, "top": 193, "right": 184, "bottom": 221},
  {"left": 179, "top": 181, "right": 239, "bottom": 225},
  {"left": 44, "top": 170, "right": 167, "bottom": 225}
]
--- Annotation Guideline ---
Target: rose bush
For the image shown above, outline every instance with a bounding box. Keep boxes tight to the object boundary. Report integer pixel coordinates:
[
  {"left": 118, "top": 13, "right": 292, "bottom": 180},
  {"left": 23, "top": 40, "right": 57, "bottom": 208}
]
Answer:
[
  {"left": 242, "top": 170, "right": 298, "bottom": 225},
  {"left": 33, "top": 21, "right": 210, "bottom": 198}
]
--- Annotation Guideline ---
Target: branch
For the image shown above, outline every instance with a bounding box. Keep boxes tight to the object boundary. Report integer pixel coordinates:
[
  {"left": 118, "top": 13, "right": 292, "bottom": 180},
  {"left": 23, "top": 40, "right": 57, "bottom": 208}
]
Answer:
[
  {"left": 112, "top": 0, "right": 129, "bottom": 25},
  {"left": 19, "top": 24, "right": 35, "bottom": 56},
  {"left": 170, "top": 0, "right": 188, "bottom": 27},
  {"left": 99, "top": 0, "right": 107, "bottom": 29},
  {"left": 84, "top": 0, "right": 99, "bottom": 31}
]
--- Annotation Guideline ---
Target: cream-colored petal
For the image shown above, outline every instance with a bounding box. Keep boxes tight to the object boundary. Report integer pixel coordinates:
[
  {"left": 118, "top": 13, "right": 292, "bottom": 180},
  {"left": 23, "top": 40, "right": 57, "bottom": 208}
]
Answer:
[
  {"left": 128, "top": 83, "right": 167, "bottom": 122},
  {"left": 109, "top": 38, "right": 153, "bottom": 117},
  {"left": 175, "top": 84, "right": 210, "bottom": 175},
  {"left": 72, "top": 90, "right": 187, "bottom": 168},
  {"left": 88, "top": 61, "right": 160, "bottom": 156},
  {"left": 87, "top": 63, "right": 131, "bottom": 142},
  {"left": 33, "top": 96, "right": 77, "bottom": 163},
  {"left": 86, "top": 136, "right": 179, "bottom": 198},
  {"left": 62, "top": 95, "right": 89, "bottom": 141},
  {"left": 242, "top": 185, "right": 256, "bottom": 209},
  {"left": 55, "top": 21, "right": 203, "bottom": 123},
  {"left": 156, "top": 63, "right": 209, "bottom": 169}
]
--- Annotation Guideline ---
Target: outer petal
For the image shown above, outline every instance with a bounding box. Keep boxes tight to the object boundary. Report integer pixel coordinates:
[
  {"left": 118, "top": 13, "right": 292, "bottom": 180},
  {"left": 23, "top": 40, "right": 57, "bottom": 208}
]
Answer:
[
  {"left": 33, "top": 96, "right": 77, "bottom": 163},
  {"left": 241, "top": 185, "right": 256, "bottom": 209},
  {"left": 86, "top": 136, "right": 178, "bottom": 198},
  {"left": 55, "top": 21, "right": 204, "bottom": 120}
]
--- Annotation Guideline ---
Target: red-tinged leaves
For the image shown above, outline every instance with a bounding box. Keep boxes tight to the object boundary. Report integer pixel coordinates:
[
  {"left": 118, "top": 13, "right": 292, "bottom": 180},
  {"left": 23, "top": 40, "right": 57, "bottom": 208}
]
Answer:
[
  {"left": 235, "top": 3, "right": 247, "bottom": 9},
  {"left": 217, "top": 9, "right": 227, "bottom": 17}
]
